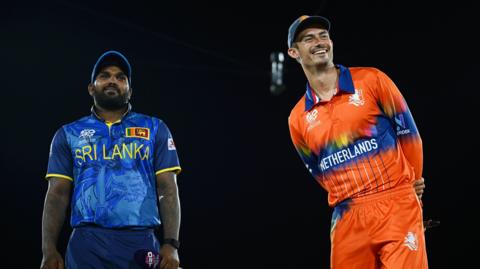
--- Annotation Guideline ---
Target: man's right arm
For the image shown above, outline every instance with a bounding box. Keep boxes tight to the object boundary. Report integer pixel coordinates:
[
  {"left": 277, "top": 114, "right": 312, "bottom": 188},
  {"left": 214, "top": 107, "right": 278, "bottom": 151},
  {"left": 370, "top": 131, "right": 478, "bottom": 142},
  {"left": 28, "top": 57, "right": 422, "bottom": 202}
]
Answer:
[
  {"left": 288, "top": 116, "right": 321, "bottom": 179},
  {"left": 40, "top": 178, "right": 72, "bottom": 269}
]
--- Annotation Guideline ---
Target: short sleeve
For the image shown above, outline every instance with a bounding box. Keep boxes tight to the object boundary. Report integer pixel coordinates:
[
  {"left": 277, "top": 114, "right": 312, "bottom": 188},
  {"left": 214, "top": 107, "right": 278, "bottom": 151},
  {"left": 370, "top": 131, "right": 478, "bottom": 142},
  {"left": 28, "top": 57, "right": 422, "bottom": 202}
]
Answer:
[
  {"left": 154, "top": 120, "right": 181, "bottom": 175},
  {"left": 46, "top": 127, "right": 74, "bottom": 181}
]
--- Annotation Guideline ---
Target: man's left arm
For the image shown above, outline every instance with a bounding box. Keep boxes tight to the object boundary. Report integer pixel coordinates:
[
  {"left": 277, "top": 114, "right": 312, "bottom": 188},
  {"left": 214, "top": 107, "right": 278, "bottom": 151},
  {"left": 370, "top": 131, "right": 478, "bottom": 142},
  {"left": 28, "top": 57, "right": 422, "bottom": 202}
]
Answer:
[
  {"left": 376, "top": 70, "right": 425, "bottom": 198},
  {"left": 156, "top": 171, "right": 181, "bottom": 269}
]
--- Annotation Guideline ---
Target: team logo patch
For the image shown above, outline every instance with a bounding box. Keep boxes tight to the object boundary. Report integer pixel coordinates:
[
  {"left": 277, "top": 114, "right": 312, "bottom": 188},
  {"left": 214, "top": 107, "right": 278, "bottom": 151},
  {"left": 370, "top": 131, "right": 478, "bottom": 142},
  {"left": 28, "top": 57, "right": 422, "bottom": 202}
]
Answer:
[
  {"left": 168, "top": 138, "right": 176, "bottom": 150},
  {"left": 348, "top": 89, "right": 365, "bottom": 107},
  {"left": 403, "top": 231, "right": 418, "bottom": 251},
  {"left": 126, "top": 127, "right": 150, "bottom": 140}
]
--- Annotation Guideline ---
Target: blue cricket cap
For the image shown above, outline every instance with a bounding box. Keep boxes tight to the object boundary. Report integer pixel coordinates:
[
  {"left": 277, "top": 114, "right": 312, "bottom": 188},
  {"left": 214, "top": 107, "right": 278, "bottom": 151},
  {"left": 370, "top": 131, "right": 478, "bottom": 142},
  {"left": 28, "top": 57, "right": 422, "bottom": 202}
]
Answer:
[
  {"left": 91, "top": 50, "right": 132, "bottom": 86},
  {"left": 287, "top": 15, "right": 331, "bottom": 48}
]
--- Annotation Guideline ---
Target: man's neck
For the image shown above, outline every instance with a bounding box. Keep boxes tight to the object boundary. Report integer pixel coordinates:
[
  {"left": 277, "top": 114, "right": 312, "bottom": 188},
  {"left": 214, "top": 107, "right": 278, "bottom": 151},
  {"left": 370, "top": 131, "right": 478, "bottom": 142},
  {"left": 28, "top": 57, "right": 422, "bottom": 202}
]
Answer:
[
  {"left": 305, "top": 64, "right": 338, "bottom": 100},
  {"left": 94, "top": 104, "right": 128, "bottom": 123}
]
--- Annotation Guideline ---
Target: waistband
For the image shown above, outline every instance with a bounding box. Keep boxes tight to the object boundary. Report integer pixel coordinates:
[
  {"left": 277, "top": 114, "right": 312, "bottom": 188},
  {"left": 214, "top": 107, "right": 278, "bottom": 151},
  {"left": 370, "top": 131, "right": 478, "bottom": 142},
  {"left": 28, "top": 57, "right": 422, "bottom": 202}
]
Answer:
[
  {"left": 347, "top": 184, "right": 415, "bottom": 207},
  {"left": 74, "top": 224, "right": 155, "bottom": 235}
]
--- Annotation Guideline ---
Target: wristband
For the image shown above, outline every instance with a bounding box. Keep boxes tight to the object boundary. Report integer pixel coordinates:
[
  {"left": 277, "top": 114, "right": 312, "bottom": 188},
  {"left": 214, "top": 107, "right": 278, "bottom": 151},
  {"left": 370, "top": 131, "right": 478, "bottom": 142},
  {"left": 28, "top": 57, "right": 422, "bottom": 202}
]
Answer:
[{"left": 163, "top": 238, "right": 180, "bottom": 249}]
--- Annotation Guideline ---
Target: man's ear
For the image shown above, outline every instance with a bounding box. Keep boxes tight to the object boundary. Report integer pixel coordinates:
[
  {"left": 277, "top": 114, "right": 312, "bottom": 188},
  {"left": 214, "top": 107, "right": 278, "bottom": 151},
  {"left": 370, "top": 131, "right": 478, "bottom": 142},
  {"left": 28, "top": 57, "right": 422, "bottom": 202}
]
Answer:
[
  {"left": 88, "top": 83, "right": 94, "bottom": 96},
  {"left": 128, "top": 87, "right": 133, "bottom": 100},
  {"left": 287, "top": 47, "right": 299, "bottom": 59},
  {"left": 288, "top": 47, "right": 302, "bottom": 63}
]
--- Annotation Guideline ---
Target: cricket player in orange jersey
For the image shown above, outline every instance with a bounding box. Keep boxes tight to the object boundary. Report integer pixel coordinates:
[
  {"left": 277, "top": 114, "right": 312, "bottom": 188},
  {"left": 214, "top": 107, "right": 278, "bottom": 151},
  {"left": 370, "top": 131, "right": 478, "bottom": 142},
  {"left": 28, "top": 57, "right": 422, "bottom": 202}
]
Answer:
[{"left": 287, "top": 15, "right": 428, "bottom": 268}]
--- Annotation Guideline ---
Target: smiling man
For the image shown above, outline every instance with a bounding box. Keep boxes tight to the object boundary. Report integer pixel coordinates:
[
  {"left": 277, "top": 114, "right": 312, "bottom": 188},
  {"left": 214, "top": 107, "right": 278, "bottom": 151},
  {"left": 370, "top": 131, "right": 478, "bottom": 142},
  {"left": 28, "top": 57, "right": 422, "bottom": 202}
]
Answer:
[
  {"left": 287, "top": 15, "right": 429, "bottom": 268},
  {"left": 41, "top": 50, "right": 182, "bottom": 269}
]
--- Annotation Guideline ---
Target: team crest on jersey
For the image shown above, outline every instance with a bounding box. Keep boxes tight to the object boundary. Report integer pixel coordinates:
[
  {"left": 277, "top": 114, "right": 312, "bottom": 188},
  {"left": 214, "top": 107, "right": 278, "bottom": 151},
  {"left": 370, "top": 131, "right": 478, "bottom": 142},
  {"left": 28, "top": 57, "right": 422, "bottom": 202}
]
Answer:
[
  {"left": 126, "top": 127, "right": 150, "bottom": 140},
  {"left": 348, "top": 89, "right": 365, "bottom": 107},
  {"left": 403, "top": 232, "right": 418, "bottom": 251}
]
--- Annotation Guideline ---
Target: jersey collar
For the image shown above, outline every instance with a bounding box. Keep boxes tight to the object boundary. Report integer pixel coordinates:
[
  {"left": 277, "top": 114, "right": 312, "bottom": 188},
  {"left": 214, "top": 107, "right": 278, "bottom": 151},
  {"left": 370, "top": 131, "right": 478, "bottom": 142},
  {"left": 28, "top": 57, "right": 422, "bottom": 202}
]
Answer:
[
  {"left": 304, "top": 64, "right": 355, "bottom": 111},
  {"left": 90, "top": 103, "right": 132, "bottom": 122}
]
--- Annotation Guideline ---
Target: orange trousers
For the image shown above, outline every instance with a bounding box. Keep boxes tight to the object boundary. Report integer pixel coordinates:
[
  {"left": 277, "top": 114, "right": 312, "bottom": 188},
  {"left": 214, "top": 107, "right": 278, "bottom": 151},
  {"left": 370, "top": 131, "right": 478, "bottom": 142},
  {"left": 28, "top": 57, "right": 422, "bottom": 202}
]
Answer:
[{"left": 330, "top": 184, "right": 428, "bottom": 269}]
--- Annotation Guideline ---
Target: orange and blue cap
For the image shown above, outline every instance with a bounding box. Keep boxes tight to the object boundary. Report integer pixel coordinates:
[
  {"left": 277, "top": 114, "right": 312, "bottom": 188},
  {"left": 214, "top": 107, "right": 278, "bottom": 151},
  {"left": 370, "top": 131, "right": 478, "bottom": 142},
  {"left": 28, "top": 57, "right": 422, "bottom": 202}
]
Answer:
[{"left": 288, "top": 15, "right": 331, "bottom": 48}]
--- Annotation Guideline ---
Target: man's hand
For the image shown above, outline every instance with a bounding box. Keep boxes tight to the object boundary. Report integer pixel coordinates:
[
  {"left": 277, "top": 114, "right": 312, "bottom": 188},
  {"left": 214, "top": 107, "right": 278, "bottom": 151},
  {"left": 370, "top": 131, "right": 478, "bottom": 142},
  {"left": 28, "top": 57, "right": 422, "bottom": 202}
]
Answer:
[
  {"left": 159, "top": 244, "right": 180, "bottom": 269},
  {"left": 413, "top": 177, "right": 425, "bottom": 199},
  {"left": 40, "top": 250, "right": 64, "bottom": 269}
]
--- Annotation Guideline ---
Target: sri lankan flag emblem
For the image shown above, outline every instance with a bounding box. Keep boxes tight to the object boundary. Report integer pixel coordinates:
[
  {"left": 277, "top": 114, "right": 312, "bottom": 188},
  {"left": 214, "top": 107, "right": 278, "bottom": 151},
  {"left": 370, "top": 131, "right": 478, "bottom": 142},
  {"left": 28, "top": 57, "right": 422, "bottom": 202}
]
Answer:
[{"left": 126, "top": 127, "right": 150, "bottom": 140}]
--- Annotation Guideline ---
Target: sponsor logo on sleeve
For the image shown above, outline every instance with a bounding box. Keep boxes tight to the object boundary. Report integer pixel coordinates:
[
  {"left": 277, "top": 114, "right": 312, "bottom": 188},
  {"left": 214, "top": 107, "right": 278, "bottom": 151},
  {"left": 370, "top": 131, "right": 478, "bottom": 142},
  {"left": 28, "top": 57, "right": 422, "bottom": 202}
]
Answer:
[
  {"left": 168, "top": 138, "right": 176, "bottom": 150},
  {"left": 395, "top": 115, "right": 411, "bottom": 135}
]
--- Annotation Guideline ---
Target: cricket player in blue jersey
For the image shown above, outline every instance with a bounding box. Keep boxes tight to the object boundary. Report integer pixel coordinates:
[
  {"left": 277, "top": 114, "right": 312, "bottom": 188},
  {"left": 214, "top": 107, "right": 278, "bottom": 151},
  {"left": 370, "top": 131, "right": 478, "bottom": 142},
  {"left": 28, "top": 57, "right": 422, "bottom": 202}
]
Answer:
[{"left": 40, "top": 50, "right": 182, "bottom": 269}]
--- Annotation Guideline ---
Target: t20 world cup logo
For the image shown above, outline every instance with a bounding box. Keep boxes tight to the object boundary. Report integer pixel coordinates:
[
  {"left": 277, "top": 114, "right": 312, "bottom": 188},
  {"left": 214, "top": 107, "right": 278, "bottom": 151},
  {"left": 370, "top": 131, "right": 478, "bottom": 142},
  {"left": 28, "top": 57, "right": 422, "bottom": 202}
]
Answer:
[{"left": 79, "top": 129, "right": 95, "bottom": 141}]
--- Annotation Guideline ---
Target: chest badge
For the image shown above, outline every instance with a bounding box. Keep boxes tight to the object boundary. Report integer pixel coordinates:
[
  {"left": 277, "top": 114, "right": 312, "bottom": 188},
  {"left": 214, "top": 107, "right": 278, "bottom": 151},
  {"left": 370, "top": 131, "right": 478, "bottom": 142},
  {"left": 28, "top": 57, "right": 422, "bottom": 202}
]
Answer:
[
  {"left": 306, "top": 109, "right": 321, "bottom": 131},
  {"left": 126, "top": 127, "right": 150, "bottom": 140},
  {"left": 79, "top": 129, "right": 96, "bottom": 143},
  {"left": 306, "top": 109, "right": 318, "bottom": 123},
  {"left": 348, "top": 89, "right": 365, "bottom": 107}
]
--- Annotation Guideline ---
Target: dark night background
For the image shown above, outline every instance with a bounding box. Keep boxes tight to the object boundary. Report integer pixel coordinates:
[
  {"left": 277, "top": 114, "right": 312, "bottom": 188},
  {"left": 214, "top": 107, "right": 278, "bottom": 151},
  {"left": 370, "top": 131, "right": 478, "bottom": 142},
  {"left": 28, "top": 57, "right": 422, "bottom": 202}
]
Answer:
[{"left": 1, "top": 0, "right": 475, "bottom": 268}]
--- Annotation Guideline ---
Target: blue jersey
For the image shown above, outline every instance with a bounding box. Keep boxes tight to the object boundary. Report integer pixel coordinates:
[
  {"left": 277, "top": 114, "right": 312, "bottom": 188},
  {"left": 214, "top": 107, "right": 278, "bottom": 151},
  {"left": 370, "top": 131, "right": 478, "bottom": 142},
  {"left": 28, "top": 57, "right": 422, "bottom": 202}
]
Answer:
[{"left": 46, "top": 107, "right": 181, "bottom": 228}]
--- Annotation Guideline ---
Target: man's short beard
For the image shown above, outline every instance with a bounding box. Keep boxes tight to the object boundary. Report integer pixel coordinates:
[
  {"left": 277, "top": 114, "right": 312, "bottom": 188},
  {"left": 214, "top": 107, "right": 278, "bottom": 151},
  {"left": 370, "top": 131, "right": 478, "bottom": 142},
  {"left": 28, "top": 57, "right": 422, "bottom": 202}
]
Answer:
[{"left": 93, "top": 87, "right": 130, "bottom": 110}]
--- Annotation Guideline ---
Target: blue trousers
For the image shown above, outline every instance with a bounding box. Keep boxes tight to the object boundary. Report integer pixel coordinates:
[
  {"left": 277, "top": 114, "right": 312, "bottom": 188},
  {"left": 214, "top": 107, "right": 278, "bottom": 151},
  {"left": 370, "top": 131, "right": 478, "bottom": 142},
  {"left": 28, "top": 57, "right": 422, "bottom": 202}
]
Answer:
[{"left": 66, "top": 226, "right": 160, "bottom": 269}]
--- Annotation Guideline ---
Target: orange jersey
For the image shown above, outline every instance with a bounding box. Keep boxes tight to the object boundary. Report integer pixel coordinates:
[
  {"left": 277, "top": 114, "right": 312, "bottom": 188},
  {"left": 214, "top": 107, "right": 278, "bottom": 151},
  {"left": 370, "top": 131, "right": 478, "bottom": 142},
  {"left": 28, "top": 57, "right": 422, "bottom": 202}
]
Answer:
[{"left": 288, "top": 65, "right": 423, "bottom": 206}]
